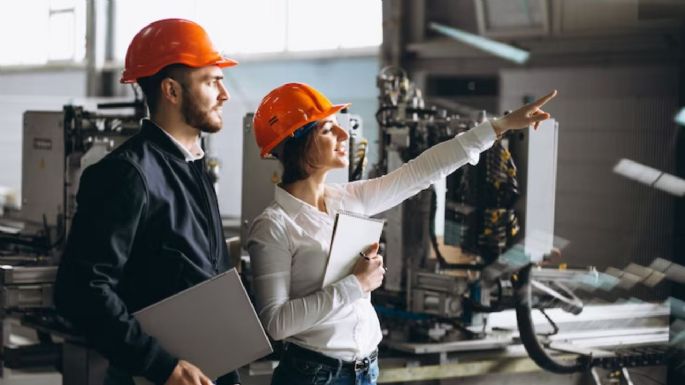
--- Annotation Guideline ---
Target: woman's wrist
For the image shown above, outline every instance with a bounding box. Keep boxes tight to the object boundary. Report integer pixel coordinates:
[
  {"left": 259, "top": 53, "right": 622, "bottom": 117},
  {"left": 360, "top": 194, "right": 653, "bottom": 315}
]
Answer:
[
  {"left": 352, "top": 273, "right": 369, "bottom": 292},
  {"left": 490, "top": 118, "right": 507, "bottom": 139}
]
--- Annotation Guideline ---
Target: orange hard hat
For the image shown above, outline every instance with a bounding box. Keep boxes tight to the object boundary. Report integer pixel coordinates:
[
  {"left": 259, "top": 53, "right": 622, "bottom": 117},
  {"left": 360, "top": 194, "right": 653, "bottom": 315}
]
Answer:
[
  {"left": 120, "top": 18, "right": 238, "bottom": 83},
  {"left": 253, "top": 83, "right": 350, "bottom": 157}
]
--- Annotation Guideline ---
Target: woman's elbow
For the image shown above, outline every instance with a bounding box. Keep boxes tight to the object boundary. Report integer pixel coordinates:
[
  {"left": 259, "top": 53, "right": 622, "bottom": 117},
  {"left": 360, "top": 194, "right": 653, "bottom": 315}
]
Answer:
[
  {"left": 264, "top": 320, "right": 289, "bottom": 341},
  {"left": 267, "top": 329, "right": 287, "bottom": 341},
  {"left": 260, "top": 312, "right": 291, "bottom": 341}
]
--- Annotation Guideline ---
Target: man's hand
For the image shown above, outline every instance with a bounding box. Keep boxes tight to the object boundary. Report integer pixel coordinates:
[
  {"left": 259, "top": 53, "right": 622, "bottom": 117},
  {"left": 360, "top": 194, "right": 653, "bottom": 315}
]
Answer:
[
  {"left": 491, "top": 90, "right": 558, "bottom": 136},
  {"left": 164, "top": 360, "right": 212, "bottom": 385}
]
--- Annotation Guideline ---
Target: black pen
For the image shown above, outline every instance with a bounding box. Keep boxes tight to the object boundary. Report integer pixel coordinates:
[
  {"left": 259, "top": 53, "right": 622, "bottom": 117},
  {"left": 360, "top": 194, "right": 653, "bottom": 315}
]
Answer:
[{"left": 359, "top": 251, "right": 387, "bottom": 271}]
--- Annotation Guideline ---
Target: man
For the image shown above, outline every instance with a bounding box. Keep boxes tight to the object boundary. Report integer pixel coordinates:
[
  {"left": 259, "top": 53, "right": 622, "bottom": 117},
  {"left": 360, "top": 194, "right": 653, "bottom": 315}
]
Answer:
[{"left": 54, "top": 19, "right": 239, "bottom": 385}]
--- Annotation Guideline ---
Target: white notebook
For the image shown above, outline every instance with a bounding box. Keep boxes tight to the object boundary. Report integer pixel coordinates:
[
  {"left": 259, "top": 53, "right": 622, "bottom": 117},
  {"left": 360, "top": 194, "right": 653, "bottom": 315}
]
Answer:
[
  {"left": 322, "top": 211, "right": 385, "bottom": 287},
  {"left": 132, "top": 269, "right": 272, "bottom": 384}
]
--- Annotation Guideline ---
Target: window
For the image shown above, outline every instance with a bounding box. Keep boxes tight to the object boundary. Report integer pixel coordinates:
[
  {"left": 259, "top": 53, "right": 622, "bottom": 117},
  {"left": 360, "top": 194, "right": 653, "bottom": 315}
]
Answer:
[
  {"left": 0, "top": 0, "right": 85, "bottom": 65},
  {"left": 114, "top": 0, "right": 199, "bottom": 60},
  {"left": 0, "top": 0, "right": 381, "bottom": 66},
  {"left": 114, "top": 0, "right": 382, "bottom": 60},
  {"left": 287, "top": 0, "right": 382, "bottom": 51},
  {"left": 197, "top": 0, "right": 287, "bottom": 54}
]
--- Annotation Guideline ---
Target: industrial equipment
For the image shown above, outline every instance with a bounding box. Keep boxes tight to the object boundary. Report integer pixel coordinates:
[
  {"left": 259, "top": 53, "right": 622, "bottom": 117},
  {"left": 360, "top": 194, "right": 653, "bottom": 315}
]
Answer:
[
  {"left": 368, "top": 66, "right": 583, "bottom": 370},
  {"left": 369, "top": 67, "right": 673, "bottom": 381},
  {"left": 0, "top": 100, "right": 145, "bottom": 380}
]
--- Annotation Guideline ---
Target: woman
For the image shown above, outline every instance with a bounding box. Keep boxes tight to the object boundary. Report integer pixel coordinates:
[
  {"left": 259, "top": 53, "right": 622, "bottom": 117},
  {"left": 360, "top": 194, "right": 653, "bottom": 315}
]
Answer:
[{"left": 247, "top": 82, "right": 556, "bottom": 385}]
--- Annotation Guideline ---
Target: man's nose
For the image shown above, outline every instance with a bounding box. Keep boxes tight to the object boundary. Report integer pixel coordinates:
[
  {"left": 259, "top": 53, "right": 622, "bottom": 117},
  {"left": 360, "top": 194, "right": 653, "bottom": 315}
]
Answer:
[{"left": 218, "top": 81, "right": 230, "bottom": 101}]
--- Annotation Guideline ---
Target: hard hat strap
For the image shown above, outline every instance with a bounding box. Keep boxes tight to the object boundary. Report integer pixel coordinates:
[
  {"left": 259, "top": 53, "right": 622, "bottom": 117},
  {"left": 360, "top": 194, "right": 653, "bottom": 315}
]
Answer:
[{"left": 291, "top": 120, "right": 318, "bottom": 139}]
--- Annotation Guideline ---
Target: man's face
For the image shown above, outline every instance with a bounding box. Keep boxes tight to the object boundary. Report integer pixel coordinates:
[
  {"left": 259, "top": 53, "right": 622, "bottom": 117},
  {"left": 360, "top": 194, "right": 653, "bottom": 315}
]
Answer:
[{"left": 178, "top": 66, "right": 230, "bottom": 133}]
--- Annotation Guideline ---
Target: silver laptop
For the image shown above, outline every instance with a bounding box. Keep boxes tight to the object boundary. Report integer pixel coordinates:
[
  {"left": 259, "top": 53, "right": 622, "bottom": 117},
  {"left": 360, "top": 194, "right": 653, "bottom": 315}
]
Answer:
[{"left": 133, "top": 268, "right": 272, "bottom": 382}]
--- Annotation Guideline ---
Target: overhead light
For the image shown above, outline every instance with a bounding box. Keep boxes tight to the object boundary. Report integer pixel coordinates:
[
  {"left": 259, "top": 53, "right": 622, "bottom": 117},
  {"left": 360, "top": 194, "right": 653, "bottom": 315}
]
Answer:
[
  {"left": 429, "top": 22, "right": 530, "bottom": 64},
  {"left": 675, "top": 107, "right": 685, "bottom": 126},
  {"left": 613, "top": 158, "right": 685, "bottom": 197}
]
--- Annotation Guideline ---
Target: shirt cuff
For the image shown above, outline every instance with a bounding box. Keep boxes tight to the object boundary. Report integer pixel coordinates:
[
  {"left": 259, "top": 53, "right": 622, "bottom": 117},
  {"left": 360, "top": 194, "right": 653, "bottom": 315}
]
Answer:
[
  {"left": 216, "top": 370, "right": 240, "bottom": 384},
  {"left": 339, "top": 274, "right": 366, "bottom": 303},
  {"left": 455, "top": 120, "right": 497, "bottom": 166},
  {"left": 473, "top": 120, "right": 497, "bottom": 151},
  {"left": 144, "top": 346, "right": 178, "bottom": 385}
]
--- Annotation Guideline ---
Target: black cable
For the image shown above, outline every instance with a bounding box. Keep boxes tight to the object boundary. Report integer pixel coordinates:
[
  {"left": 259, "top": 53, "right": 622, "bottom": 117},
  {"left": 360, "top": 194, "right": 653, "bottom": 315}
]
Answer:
[
  {"left": 538, "top": 309, "right": 559, "bottom": 336},
  {"left": 428, "top": 186, "right": 487, "bottom": 270},
  {"left": 375, "top": 106, "right": 397, "bottom": 126},
  {"left": 514, "top": 264, "right": 590, "bottom": 373}
]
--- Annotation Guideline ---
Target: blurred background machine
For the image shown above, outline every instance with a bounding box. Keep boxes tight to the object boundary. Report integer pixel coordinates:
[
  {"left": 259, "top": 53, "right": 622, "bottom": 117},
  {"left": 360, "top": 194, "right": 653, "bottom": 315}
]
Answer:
[
  {"left": 0, "top": 97, "right": 237, "bottom": 384},
  {"left": 368, "top": 67, "right": 670, "bottom": 383},
  {"left": 0, "top": 101, "right": 144, "bottom": 383}
]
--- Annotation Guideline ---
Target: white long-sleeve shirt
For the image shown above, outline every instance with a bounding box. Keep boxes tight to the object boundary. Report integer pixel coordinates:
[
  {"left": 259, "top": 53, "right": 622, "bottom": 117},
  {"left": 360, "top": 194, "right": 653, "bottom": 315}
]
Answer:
[{"left": 246, "top": 121, "right": 496, "bottom": 361}]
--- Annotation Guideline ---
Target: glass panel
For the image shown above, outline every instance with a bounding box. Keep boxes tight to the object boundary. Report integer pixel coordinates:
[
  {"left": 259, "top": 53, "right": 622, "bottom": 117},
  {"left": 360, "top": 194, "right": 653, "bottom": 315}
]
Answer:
[
  {"left": 0, "top": 0, "right": 50, "bottom": 65},
  {"left": 287, "top": 0, "right": 381, "bottom": 51},
  {"left": 50, "top": 0, "right": 75, "bottom": 10},
  {"left": 338, "top": 0, "right": 382, "bottom": 48},
  {"left": 287, "top": 0, "right": 340, "bottom": 51},
  {"left": 197, "top": 0, "right": 286, "bottom": 54},
  {"left": 114, "top": 0, "right": 381, "bottom": 58},
  {"left": 114, "top": 0, "right": 199, "bottom": 61},
  {"left": 48, "top": 11, "right": 75, "bottom": 61}
]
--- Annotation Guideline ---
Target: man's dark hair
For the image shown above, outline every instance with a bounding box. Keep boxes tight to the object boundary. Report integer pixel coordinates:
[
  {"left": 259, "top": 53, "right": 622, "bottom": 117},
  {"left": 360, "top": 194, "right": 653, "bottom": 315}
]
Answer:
[
  {"left": 136, "top": 63, "right": 191, "bottom": 116},
  {"left": 276, "top": 126, "right": 319, "bottom": 185}
]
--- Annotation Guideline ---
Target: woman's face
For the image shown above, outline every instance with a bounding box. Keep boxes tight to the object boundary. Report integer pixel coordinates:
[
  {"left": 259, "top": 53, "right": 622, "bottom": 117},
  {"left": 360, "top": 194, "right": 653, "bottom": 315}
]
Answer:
[{"left": 309, "top": 116, "right": 350, "bottom": 172}]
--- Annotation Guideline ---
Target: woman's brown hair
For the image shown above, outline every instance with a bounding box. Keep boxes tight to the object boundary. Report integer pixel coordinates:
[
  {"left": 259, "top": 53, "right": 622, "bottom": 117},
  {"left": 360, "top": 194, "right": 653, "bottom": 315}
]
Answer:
[{"left": 275, "top": 122, "right": 321, "bottom": 185}]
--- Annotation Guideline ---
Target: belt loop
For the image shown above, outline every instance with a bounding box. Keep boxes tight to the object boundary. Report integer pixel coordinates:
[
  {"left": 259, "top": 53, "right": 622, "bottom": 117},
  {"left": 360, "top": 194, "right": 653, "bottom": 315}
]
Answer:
[
  {"left": 280, "top": 342, "right": 290, "bottom": 362},
  {"left": 335, "top": 357, "right": 343, "bottom": 378}
]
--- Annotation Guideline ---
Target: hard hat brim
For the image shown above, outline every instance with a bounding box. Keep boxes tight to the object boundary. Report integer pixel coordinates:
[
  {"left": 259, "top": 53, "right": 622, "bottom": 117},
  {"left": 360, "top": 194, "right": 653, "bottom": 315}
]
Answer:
[
  {"left": 259, "top": 102, "right": 351, "bottom": 158},
  {"left": 120, "top": 55, "right": 239, "bottom": 84}
]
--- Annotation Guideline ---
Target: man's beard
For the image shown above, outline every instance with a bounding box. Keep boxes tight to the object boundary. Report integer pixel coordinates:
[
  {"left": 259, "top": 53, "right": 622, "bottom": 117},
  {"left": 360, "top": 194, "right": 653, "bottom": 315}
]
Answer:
[{"left": 180, "top": 91, "right": 223, "bottom": 133}]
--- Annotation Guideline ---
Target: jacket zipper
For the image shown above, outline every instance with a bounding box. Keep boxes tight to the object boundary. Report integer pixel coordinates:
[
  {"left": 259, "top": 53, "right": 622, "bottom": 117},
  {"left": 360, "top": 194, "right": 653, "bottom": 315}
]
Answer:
[{"left": 190, "top": 161, "right": 219, "bottom": 272}]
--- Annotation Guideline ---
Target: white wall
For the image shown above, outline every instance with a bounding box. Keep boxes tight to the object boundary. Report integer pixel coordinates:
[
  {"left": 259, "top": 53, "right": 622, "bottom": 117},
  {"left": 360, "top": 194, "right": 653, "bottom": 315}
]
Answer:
[
  {"left": 500, "top": 65, "right": 679, "bottom": 287},
  {"left": 0, "top": 69, "right": 87, "bottom": 203}
]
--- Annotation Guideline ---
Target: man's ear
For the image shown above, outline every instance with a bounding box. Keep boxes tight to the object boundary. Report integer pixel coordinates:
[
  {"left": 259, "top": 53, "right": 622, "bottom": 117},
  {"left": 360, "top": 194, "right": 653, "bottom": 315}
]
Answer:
[{"left": 160, "top": 78, "right": 181, "bottom": 105}]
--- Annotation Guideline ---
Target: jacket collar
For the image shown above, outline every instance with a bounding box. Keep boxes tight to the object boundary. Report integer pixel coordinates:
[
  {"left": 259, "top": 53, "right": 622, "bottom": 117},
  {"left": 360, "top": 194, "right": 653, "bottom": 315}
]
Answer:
[
  {"left": 140, "top": 119, "right": 188, "bottom": 161},
  {"left": 157, "top": 126, "right": 205, "bottom": 162}
]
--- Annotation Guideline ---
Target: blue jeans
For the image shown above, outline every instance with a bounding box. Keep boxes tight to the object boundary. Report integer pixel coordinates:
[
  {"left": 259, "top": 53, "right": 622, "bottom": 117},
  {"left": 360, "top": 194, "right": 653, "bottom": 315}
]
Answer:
[{"left": 271, "top": 345, "right": 379, "bottom": 385}]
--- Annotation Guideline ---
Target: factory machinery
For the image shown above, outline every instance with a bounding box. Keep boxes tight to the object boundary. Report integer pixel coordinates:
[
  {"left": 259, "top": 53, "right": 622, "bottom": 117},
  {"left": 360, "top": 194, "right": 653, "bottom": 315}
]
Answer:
[
  {"left": 366, "top": 66, "right": 672, "bottom": 383},
  {"left": 0, "top": 100, "right": 145, "bottom": 382}
]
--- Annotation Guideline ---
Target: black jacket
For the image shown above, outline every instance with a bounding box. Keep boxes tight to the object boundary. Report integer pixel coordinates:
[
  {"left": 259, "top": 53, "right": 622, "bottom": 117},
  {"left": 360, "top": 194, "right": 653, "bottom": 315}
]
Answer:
[{"left": 54, "top": 120, "right": 239, "bottom": 384}]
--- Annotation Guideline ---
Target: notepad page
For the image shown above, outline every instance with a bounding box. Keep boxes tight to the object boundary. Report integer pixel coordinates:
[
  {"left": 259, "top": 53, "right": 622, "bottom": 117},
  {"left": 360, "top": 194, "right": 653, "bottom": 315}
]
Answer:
[{"left": 323, "top": 211, "right": 385, "bottom": 287}]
